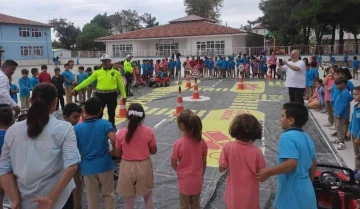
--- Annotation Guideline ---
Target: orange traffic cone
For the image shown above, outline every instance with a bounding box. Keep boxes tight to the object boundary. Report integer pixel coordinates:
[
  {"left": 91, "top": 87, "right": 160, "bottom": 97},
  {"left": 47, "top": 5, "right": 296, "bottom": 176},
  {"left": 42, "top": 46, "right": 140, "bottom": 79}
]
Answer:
[
  {"left": 185, "top": 75, "right": 192, "bottom": 88},
  {"left": 117, "top": 99, "right": 127, "bottom": 118},
  {"left": 192, "top": 78, "right": 201, "bottom": 99},
  {"left": 174, "top": 86, "right": 184, "bottom": 115},
  {"left": 237, "top": 75, "right": 244, "bottom": 90}
]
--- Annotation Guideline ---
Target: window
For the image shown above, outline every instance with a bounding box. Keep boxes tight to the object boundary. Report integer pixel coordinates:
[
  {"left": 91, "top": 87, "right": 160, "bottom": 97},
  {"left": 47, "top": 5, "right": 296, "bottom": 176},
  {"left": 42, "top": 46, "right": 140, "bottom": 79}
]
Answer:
[
  {"left": 21, "top": 46, "right": 32, "bottom": 56},
  {"left": 33, "top": 46, "right": 43, "bottom": 56},
  {"left": 32, "top": 28, "right": 42, "bottom": 38},
  {"left": 19, "top": 27, "right": 30, "bottom": 37},
  {"left": 156, "top": 43, "right": 179, "bottom": 57},
  {"left": 196, "top": 41, "right": 225, "bottom": 56},
  {"left": 112, "top": 44, "right": 133, "bottom": 57}
]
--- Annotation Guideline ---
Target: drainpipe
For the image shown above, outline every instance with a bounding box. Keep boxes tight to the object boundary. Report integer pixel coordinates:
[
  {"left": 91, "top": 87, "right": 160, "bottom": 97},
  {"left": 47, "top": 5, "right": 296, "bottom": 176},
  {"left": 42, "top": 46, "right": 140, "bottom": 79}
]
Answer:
[{"left": 44, "top": 32, "right": 50, "bottom": 64}]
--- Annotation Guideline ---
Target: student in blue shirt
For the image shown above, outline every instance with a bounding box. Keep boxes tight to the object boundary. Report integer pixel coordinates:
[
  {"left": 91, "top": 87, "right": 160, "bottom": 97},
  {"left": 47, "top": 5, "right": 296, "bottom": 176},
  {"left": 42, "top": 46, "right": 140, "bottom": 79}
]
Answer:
[
  {"left": 77, "top": 66, "right": 88, "bottom": 103},
  {"left": 330, "top": 54, "right": 336, "bottom": 65},
  {"left": 317, "top": 54, "right": 324, "bottom": 71},
  {"left": 30, "top": 68, "right": 39, "bottom": 89},
  {"left": 9, "top": 78, "right": 19, "bottom": 104},
  {"left": 74, "top": 97, "right": 116, "bottom": 209},
  {"left": 168, "top": 59, "right": 175, "bottom": 78},
  {"left": 256, "top": 102, "right": 317, "bottom": 209},
  {"left": 342, "top": 52, "right": 349, "bottom": 68},
  {"left": 175, "top": 58, "right": 181, "bottom": 78},
  {"left": 148, "top": 60, "right": 154, "bottom": 78},
  {"left": 62, "top": 63, "right": 76, "bottom": 104},
  {"left": 305, "top": 64, "right": 313, "bottom": 99},
  {"left": 221, "top": 58, "right": 228, "bottom": 78},
  {"left": 348, "top": 86, "right": 360, "bottom": 175},
  {"left": 333, "top": 77, "right": 353, "bottom": 150},
  {"left": 208, "top": 57, "right": 214, "bottom": 77},
  {"left": 352, "top": 56, "right": 359, "bottom": 80},
  {"left": 18, "top": 69, "right": 32, "bottom": 109},
  {"left": 216, "top": 57, "right": 222, "bottom": 78},
  {"left": 229, "top": 58, "right": 235, "bottom": 78}
]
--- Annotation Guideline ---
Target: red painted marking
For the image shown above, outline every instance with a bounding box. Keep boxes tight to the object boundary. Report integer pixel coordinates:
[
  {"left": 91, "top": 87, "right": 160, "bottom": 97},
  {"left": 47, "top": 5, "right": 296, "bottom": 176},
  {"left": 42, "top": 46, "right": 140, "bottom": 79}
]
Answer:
[{"left": 243, "top": 83, "right": 260, "bottom": 90}]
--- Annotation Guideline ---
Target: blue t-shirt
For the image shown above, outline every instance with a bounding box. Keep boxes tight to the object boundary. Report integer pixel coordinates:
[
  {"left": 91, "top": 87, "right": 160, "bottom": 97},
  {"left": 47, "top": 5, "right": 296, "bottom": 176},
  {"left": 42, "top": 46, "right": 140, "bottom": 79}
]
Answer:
[
  {"left": 62, "top": 70, "right": 75, "bottom": 87},
  {"left": 77, "top": 72, "right": 88, "bottom": 85},
  {"left": 349, "top": 103, "right": 360, "bottom": 138},
  {"left": 0, "top": 130, "right": 5, "bottom": 156},
  {"left": 344, "top": 55, "right": 348, "bottom": 61},
  {"left": 208, "top": 60, "right": 214, "bottom": 70},
  {"left": 222, "top": 60, "right": 228, "bottom": 70},
  {"left": 74, "top": 118, "right": 115, "bottom": 176},
  {"left": 330, "top": 56, "right": 336, "bottom": 62},
  {"left": 30, "top": 76, "right": 39, "bottom": 89},
  {"left": 352, "top": 60, "right": 359, "bottom": 69},
  {"left": 306, "top": 70, "right": 312, "bottom": 87},
  {"left": 87, "top": 73, "right": 96, "bottom": 86},
  {"left": 18, "top": 77, "right": 32, "bottom": 97},
  {"left": 333, "top": 88, "right": 352, "bottom": 119},
  {"left": 274, "top": 128, "right": 317, "bottom": 209},
  {"left": 317, "top": 55, "right": 322, "bottom": 63},
  {"left": 175, "top": 60, "right": 181, "bottom": 69},
  {"left": 10, "top": 84, "right": 18, "bottom": 103},
  {"left": 142, "top": 64, "right": 148, "bottom": 75}
]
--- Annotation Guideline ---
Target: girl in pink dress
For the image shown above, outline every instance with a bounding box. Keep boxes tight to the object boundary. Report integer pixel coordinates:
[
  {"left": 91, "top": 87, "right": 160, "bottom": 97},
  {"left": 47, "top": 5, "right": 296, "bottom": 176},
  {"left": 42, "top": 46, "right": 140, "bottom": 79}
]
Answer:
[
  {"left": 219, "top": 113, "right": 266, "bottom": 209},
  {"left": 171, "top": 110, "right": 208, "bottom": 209}
]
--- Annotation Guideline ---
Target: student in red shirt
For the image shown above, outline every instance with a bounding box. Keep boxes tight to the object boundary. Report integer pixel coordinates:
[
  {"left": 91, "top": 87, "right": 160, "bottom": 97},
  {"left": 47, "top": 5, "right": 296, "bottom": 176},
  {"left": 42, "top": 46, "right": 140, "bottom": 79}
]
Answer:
[{"left": 38, "top": 65, "right": 51, "bottom": 83}]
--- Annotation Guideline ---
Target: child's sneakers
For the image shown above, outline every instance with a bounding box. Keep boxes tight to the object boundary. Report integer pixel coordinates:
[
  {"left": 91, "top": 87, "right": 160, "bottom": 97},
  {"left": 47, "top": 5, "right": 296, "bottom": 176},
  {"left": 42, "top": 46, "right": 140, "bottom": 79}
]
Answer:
[{"left": 336, "top": 141, "right": 346, "bottom": 150}]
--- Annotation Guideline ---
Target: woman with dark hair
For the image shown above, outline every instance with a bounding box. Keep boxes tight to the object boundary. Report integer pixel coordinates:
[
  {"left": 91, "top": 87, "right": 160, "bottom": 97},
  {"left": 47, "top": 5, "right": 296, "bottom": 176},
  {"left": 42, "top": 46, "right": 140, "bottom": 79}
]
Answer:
[{"left": 0, "top": 83, "right": 80, "bottom": 209}]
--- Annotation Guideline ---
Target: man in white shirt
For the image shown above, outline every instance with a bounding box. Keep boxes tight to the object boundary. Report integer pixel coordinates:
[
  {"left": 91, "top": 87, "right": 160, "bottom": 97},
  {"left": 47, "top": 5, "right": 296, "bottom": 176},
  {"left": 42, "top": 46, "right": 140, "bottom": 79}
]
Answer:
[
  {"left": 0, "top": 60, "right": 20, "bottom": 114},
  {"left": 278, "top": 50, "right": 306, "bottom": 104}
]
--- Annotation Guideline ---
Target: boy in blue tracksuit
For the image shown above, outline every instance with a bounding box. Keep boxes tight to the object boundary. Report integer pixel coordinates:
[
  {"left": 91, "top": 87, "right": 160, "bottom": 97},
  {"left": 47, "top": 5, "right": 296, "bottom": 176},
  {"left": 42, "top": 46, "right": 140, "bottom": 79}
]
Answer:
[
  {"left": 208, "top": 57, "right": 214, "bottom": 77},
  {"left": 168, "top": 59, "right": 175, "bottom": 78},
  {"left": 9, "top": 78, "right": 19, "bottom": 104},
  {"left": 305, "top": 64, "right": 313, "bottom": 99},
  {"left": 333, "top": 77, "right": 353, "bottom": 150},
  {"left": 229, "top": 58, "right": 235, "bottom": 78},
  {"left": 142, "top": 59, "right": 149, "bottom": 82},
  {"left": 221, "top": 57, "right": 228, "bottom": 78},
  {"left": 330, "top": 54, "right": 336, "bottom": 65},
  {"left": 175, "top": 58, "right": 181, "bottom": 78},
  {"left": 348, "top": 86, "right": 360, "bottom": 175},
  {"left": 30, "top": 68, "right": 39, "bottom": 89},
  {"left": 18, "top": 69, "right": 32, "bottom": 109},
  {"left": 216, "top": 57, "right": 222, "bottom": 78},
  {"left": 77, "top": 66, "right": 88, "bottom": 103}
]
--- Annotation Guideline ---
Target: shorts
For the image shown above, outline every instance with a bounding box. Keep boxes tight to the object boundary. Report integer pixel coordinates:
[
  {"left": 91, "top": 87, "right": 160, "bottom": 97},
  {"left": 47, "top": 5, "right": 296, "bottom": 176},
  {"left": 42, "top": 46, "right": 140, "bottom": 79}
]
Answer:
[{"left": 117, "top": 158, "right": 154, "bottom": 197}]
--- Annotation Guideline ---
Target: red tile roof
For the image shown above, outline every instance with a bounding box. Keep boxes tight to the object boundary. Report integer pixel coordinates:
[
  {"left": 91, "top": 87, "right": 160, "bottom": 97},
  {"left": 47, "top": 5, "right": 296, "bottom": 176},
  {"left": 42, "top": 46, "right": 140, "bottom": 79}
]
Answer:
[
  {"left": 169, "top": 15, "right": 215, "bottom": 23},
  {"left": 97, "top": 21, "right": 245, "bottom": 41},
  {"left": 0, "top": 13, "right": 51, "bottom": 27}
]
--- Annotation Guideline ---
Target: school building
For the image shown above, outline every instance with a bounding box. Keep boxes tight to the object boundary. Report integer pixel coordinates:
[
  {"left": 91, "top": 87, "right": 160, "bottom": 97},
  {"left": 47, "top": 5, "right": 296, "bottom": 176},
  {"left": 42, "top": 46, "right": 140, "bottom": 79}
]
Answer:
[
  {"left": 95, "top": 15, "right": 263, "bottom": 58},
  {"left": 0, "top": 13, "right": 52, "bottom": 66}
]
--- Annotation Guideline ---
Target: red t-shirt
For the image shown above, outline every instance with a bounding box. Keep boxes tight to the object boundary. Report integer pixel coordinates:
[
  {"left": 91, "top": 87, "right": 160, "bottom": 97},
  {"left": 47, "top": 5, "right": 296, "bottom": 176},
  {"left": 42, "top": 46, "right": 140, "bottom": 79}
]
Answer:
[{"left": 38, "top": 72, "right": 51, "bottom": 83}]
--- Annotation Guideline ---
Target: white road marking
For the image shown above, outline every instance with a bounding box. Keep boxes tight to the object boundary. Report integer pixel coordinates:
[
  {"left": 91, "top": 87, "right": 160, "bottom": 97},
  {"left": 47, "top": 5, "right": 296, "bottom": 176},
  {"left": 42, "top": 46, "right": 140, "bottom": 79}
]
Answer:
[
  {"left": 154, "top": 119, "right": 167, "bottom": 129},
  {"left": 211, "top": 80, "right": 222, "bottom": 88}
]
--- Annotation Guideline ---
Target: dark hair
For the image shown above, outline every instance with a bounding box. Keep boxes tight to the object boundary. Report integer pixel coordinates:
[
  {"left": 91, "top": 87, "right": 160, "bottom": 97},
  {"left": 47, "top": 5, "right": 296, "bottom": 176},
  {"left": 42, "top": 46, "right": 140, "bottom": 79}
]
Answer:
[
  {"left": 229, "top": 114, "right": 262, "bottom": 142},
  {"left": 341, "top": 68, "right": 353, "bottom": 80},
  {"left": 84, "top": 97, "right": 102, "bottom": 116},
  {"left": 67, "top": 60, "right": 74, "bottom": 64},
  {"left": 27, "top": 83, "right": 58, "bottom": 138},
  {"left": 94, "top": 65, "right": 99, "bottom": 70},
  {"left": 126, "top": 103, "right": 145, "bottom": 143},
  {"left": 354, "top": 86, "right": 360, "bottom": 91},
  {"left": 31, "top": 68, "right": 38, "bottom": 75},
  {"left": 283, "top": 102, "right": 308, "bottom": 128},
  {"left": 78, "top": 66, "right": 84, "bottom": 71},
  {"left": 0, "top": 106, "right": 14, "bottom": 127},
  {"left": 306, "top": 63, "right": 310, "bottom": 67},
  {"left": 63, "top": 103, "right": 82, "bottom": 117},
  {"left": 41, "top": 65, "right": 47, "bottom": 70},
  {"left": 86, "top": 67, "right": 92, "bottom": 72},
  {"left": 315, "top": 79, "right": 323, "bottom": 85},
  {"left": 54, "top": 67, "right": 60, "bottom": 72},
  {"left": 310, "top": 61, "right": 317, "bottom": 68},
  {"left": 354, "top": 56, "right": 358, "bottom": 60},
  {"left": 177, "top": 109, "right": 202, "bottom": 142},
  {"left": 2, "top": 60, "right": 18, "bottom": 68},
  {"left": 335, "top": 77, "right": 348, "bottom": 85},
  {"left": 21, "top": 69, "right": 29, "bottom": 74},
  {"left": 64, "top": 63, "right": 69, "bottom": 68}
]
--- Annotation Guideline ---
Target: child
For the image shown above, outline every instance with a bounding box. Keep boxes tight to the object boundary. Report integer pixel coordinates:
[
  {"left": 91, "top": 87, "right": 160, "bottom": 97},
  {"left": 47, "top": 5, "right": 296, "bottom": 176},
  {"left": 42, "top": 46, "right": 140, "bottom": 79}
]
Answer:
[
  {"left": 51, "top": 67, "right": 65, "bottom": 110},
  {"left": 86, "top": 67, "right": 95, "bottom": 99},
  {"left": 230, "top": 58, "right": 236, "bottom": 78},
  {"left": 62, "top": 103, "right": 83, "bottom": 209},
  {"left": 176, "top": 58, "right": 182, "bottom": 78},
  {"left": 305, "top": 64, "right": 313, "bottom": 100},
  {"left": 9, "top": 78, "right": 19, "bottom": 104},
  {"left": 115, "top": 103, "right": 156, "bottom": 209},
  {"left": 347, "top": 86, "right": 360, "bottom": 178},
  {"left": 322, "top": 67, "right": 335, "bottom": 117},
  {"left": 245, "top": 60, "right": 250, "bottom": 78},
  {"left": 171, "top": 110, "right": 207, "bottom": 209},
  {"left": 333, "top": 77, "right": 353, "bottom": 150},
  {"left": 221, "top": 57, "right": 228, "bottom": 78},
  {"left": 155, "top": 60, "right": 161, "bottom": 75},
  {"left": 38, "top": 65, "right": 51, "bottom": 83},
  {"left": 309, "top": 61, "right": 319, "bottom": 82},
  {"left": 18, "top": 69, "right": 32, "bottom": 109},
  {"left": 148, "top": 60, "right": 154, "bottom": 78},
  {"left": 74, "top": 97, "right": 116, "bottom": 209},
  {"left": 0, "top": 106, "right": 15, "bottom": 209},
  {"left": 352, "top": 56, "right": 359, "bottom": 80},
  {"left": 259, "top": 56, "right": 265, "bottom": 79},
  {"left": 317, "top": 54, "right": 323, "bottom": 71},
  {"left": 203, "top": 57, "right": 209, "bottom": 78},
  {"left": 62, "top": 63, "right": 76, "bottom": 104},
  {"left": 252, "top": 58, "right": 259, "bottom": 78},
  {"left": 208, "top": 57, "right": 214, "bottom": 78},
  {"left": 219, "top": 114, "right": 265, "bottom": 209},
  {"left": 77, "top": 66, "right": 88, "bottom": 104},
  {"left": 216, "top": 57, "right": 222, "bottom": 78},
  {"left": 256, "top": 102, "right": 317, "bottom": 209},
  {"left": 330, "top": 54, "right": 336, "bottom": 65},
  {"left": 30, "top": 68, "right": 39, "bottom": 89},
  {"left": 307, "top": 79, "right": 325, "bottom": 110}
]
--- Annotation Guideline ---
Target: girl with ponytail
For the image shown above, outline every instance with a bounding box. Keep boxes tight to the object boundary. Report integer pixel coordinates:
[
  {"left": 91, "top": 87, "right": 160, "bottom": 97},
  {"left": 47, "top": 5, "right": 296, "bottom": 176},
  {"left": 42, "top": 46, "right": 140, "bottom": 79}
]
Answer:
[
  {"left": 115, "top": 103, "right": 157, "bottom": 209},
  {"left": 0, "top": 83, "right": 80, "bottom": 209}
]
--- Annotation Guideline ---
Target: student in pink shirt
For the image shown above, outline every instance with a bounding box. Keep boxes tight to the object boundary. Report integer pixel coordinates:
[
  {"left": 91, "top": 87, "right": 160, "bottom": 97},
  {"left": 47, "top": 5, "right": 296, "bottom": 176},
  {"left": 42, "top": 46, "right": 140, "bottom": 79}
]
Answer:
[
  {"left": 323, "top": 67, "right": 335, "bottom": 125},
  {"left": 114, "top": 103, "right": 157, "bottom": 209},
  {"left": 219, "top": 113, "right": 266, "bottom": 209},
  {"left": 155, "top": 60, "right": 161, "bottom": 75},
  {"left": 171, "top": 110, "right": 208, "bottom": 209}
]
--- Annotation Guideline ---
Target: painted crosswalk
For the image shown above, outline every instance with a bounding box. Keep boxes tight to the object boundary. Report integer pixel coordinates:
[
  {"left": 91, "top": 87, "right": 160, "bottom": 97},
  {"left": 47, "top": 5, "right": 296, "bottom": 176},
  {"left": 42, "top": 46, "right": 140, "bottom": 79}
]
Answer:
[
  {"left": 268, "top": 81, "right": 285, "bottom": 87},
  {"left": 230, "top": 93, "right": 259, "bottom": 110}
]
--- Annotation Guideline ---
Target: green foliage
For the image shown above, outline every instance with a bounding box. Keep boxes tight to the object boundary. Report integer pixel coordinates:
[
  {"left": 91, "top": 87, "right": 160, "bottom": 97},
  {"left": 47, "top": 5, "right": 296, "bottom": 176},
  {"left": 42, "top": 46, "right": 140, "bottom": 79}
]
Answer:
[
  {"left": 140, "top": 13, "right": 159, "bottom": 28},
  {"left": 90, "top": 13, "right": 112, "bottom": 30},
  {"left": 183, "top": 0, "right": 224, "bottom": 22},
  {"left": 76, "top": 23, "right": 111, "bottom": 50},
  {"left": 108, "top": 10, "right": 143, "bottom": 33},
  {"left": 49, "top": 18, "right": 81, "bottom": 50}
]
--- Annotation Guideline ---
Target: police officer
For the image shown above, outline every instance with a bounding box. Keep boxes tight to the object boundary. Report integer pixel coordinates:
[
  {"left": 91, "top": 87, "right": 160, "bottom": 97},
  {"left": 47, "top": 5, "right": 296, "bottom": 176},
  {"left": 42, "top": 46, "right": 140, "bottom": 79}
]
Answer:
[
  {"left": 124, "top": 54, "right": 134, "bottom": 96},
  {"left": 72, "top": 54, "right": 126, "bottom": 128}
]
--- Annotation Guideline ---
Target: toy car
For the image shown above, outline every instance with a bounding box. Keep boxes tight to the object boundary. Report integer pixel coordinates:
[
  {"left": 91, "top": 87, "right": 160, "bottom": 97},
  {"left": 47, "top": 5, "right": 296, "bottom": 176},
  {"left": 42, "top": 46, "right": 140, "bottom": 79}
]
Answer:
[
  {"left": 313, "top": 164, "right": 360, "bottom": 209},
  {"left": 148, "top": 72, "right": 170, "bottom": 87}
]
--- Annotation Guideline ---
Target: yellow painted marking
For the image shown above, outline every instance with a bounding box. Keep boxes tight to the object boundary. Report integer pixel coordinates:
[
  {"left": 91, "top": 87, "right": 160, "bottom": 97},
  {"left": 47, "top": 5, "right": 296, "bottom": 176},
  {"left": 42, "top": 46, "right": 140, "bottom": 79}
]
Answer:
[
  {"left": 197, "top": 110, "right": 207, "bottom": 118},
  {"left": 229, "top": 106, "right": 257, "bottom": 109},
  {"left": 165, "top": 109, "right": 175, "bottom": 115},
  {"left": 222, "top": 88, "right": 229, "bottom": 91},
  {"left": 155, "top": 108, "right": 169, "bottom": 115},
  {"left": 232, "top": 103, "right": 258, "bottom": 106},
  {"left": 191, "top": 110, "right": 198, "bottom": 114},
  {"left": 201, "top": 88, "right": 208, "bottom": 91},
  {"left": 261, "top": 94, "right": 267, "bottom": 100},
  {"left": 215, "top": 88, "right": 222, "bottom": 92},
  {"left": 208, "top": 88, "right": 215, "bottom": 91},
  {"left": 146, "top": 108, "right": 160, "bottom": 115}
]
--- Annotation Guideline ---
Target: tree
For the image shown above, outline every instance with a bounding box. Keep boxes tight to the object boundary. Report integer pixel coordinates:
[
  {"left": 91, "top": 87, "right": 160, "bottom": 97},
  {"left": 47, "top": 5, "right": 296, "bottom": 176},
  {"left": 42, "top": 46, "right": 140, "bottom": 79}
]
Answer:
[
  {"left": 140, "top": 13, "right": 159, "bottom": 28},
  {"left": 76, "top": 23, "right": 111, "bottom": 50},
  {"left": 108, "top": 10, "right": 142, "bottom": 34},
  {"left": 49, "top": 18, "right": 81, "bottom": 50},
  {"left": 90, "top": 13, "right": 112, "bottom": 30},
  {"left": 240, "top": 20, "right": 256, "bottom": 32},
  {"left": 52, "top": 40, "right": 63, "bottom": 49},
  {"left": 184, "top": 0, "right": 223, "bottom": 22}
]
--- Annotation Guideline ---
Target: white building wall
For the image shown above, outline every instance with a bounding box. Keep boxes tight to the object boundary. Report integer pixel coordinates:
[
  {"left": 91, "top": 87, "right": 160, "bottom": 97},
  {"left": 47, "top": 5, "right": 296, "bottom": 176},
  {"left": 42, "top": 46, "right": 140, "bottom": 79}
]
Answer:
[
  {"left": 251, "top": 28, "right": 268, "bottom": 36},
  {"left": 188, "top": 35, "right": 233, "bottom": 55}
]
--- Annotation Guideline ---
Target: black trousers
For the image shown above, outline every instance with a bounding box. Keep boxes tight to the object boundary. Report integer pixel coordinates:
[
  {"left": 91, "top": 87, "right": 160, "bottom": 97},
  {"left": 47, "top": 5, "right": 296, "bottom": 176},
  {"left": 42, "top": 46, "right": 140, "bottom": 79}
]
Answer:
[
  {"left": 270, "top": 64, "right": 277, "bottom": 78},
  {"left": 56, "top": 94, "right": 65, "bottom": 110},
  {"left": 125, "top": 72, "right": 133, "bottom": 96},
  {"left": 62, "top": 192, "right": 74, "bottom": 209},
  {"left": 288, "top": 87, "right": 305, "bottom": 105},
  {"left": 95, "top": 91, "right": 118, "bottom": 126}
]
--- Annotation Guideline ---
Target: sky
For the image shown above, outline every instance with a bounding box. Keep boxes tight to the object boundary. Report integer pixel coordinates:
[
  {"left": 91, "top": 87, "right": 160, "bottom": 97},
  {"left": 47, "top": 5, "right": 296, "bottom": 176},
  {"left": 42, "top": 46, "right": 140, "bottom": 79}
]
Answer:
[{"left": 2, "top": 0, "right": 263, "bottom": 40}]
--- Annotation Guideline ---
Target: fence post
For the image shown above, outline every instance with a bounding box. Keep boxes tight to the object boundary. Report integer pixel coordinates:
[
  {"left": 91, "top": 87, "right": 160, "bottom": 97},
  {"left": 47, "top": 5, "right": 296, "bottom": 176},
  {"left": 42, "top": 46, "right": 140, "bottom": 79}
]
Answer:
[{"left": 287, "top": 46, "right": 291, "bottom": 55}]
